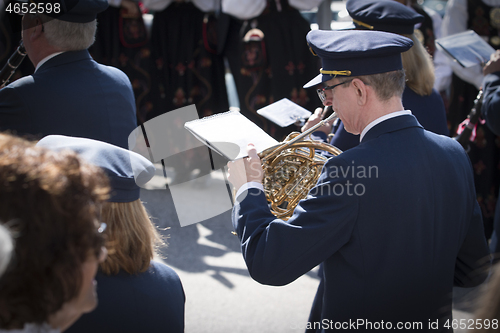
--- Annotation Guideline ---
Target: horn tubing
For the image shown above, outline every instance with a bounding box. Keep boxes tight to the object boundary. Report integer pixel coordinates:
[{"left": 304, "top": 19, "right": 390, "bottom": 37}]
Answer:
[{"left": 261, "top": 108, "right": 338, "bottom": 161}]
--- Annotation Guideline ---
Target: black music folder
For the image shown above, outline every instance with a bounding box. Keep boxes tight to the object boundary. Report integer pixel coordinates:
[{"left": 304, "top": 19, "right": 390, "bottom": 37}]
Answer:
[{"left": 436, "top": 30, "right": 495, "bottom": 68}]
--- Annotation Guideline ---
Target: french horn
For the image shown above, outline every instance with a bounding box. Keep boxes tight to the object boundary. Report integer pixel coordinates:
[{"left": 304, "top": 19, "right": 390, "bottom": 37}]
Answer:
[{"left": 259, "top": 111, "right": 342, "bottom": 220}]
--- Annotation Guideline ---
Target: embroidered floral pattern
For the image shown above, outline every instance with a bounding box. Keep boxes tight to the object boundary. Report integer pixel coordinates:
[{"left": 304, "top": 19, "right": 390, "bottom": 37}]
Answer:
[
  {"left": 175, "top": 62, "right": 187, "bottom": 76},
  {"left": 173, "top": 87, "right": 186, "bottom": 106},
  {"left": 285, "top": 61, "right": 295, "bottom": 75},
  {"left": 155, "top": 58, "right": 163, "bottom": 70},
  {"left": 199, "top": 57, "right": 212, "bottom": 68}
]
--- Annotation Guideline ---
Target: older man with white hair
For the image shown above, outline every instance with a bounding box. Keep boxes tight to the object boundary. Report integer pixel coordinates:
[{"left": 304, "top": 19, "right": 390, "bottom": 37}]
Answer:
[{"left": 0, "top": 0, "right": 136, "bottom": 149}]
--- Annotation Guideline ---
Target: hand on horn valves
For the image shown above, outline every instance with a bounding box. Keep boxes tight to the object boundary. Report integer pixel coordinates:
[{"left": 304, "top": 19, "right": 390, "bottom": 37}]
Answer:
[{"left": 227, "top": 144, "right": 264, "bottom": 193}]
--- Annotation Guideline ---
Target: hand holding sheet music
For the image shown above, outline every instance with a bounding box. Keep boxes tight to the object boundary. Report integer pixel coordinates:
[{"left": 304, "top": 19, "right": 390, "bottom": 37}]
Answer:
[
  {"left": 484, "top": 50, "right": 500, "bottom": 76},
  {"left": 256, "top": 98, "right": 312, "bottom": 127}
]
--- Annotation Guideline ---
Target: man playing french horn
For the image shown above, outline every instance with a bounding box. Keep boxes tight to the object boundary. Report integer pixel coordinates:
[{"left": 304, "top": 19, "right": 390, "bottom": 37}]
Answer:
[{"left": 227, "top": 29, "right": 490, "bottom": 332}]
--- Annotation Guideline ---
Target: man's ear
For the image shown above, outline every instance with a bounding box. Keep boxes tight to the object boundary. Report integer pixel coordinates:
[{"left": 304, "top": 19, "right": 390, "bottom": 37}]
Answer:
[
  {"left": 352, "top": 78, "right": 367, "bottom": 106},
  {"left": 29, "top": 16, "right": 44, "bottom": 42}
]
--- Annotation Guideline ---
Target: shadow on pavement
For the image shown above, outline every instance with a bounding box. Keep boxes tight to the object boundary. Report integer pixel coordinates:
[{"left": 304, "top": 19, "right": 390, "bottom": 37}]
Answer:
[{"left": 141, "top": 187, "right": 251, "bottom": 288}]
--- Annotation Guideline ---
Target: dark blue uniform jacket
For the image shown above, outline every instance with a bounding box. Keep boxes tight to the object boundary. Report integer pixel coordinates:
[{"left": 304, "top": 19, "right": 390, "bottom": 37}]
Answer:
[
  {"left": 0, "top": 50, "right": 136, "bottom": 149},
  {"left": 66, "top": 261, "right": 185, "bottom": 333}
]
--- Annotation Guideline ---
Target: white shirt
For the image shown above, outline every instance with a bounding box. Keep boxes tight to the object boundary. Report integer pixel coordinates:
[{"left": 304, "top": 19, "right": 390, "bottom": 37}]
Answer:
[
  {"left": 108, "top": 0, "right": 123, "bottom": 8},
  {"left": 142, "top": 0, "right": 218, "bottom": 12},
  {"left": 35, "top": 52, "right": 64, "bottom": 73},
  {"left": 222, "top": 0, "right": 322, "bottom": 20},
  {"left": 235, "top": 181, "right": 264, "bottom": 200},
  {"left": 235, "top": 110, "right": 413, "bottom": 200}
]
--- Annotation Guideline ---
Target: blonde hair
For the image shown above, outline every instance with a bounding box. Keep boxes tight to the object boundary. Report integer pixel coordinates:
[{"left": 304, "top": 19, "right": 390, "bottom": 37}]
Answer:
[
  {"left": 100, "top": 200, "right": 162, "bottom": 275},
  {"left": 401, "top": 33, "right": 435, "bottom": 96}
]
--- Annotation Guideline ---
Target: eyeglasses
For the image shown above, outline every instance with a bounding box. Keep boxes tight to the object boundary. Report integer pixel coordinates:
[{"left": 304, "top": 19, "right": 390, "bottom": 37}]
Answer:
[{"left": 316, "top": 79, "right": 353, "bottom": 102}]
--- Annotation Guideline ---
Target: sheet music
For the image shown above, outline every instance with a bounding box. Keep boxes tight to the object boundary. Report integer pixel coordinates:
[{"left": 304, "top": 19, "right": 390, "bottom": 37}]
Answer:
[
  {"left": 436, "top": 30, "right": 495, "bottom": 68},
  {"left": 184, "top": 110, "right": 279, "bottom": 160},
  {"left": 257, "top": 98, "right": 312, "bottom": 127}
]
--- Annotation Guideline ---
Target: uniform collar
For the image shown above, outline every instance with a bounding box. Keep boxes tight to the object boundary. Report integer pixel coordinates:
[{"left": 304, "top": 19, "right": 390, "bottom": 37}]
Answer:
[
  {"left": 360, "top": 110, "right": 412, "bottom": 142},
  {"left": 35, "top": 50, "right": 92, "bottom": 73},
  {"left": 35, "top": 52, "right": 64, "bottom": 72},
  {"left": 361, "top": 113, "right": 423, "bottom": 143}
]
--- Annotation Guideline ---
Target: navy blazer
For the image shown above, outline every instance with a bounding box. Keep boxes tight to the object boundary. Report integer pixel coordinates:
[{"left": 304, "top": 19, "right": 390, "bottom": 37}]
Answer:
[
  {"left": 482, "top": 71, "right": 500, "bottom": 136},
  {"left": 322, "top": 87, "right": 449, "bottom": 151},
  {"left": 233, "top": 115, "right": 490, "bottom": 331},
  {"left": 0, "top": 50, "right": 137, "bottom": 149},
  {"left": 481, "top": 72, "right": 500, "bottom": 255},
  {"left": 66, "top": 261, "right": 185, "bottom": 333}
]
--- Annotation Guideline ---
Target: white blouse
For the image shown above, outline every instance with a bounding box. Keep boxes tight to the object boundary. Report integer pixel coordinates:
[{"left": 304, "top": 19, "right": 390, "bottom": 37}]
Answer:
[
  {"left": 222, "top": 0, "right": 323, "bottom": 20},
  {"left": 142, "top": 0, "right": 219, "bottom": 13}
]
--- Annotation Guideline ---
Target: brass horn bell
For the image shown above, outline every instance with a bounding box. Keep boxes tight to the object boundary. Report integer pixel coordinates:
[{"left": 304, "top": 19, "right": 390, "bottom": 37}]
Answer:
[{"left": 258, "top": 112, "right": 342, "bottom": 220}]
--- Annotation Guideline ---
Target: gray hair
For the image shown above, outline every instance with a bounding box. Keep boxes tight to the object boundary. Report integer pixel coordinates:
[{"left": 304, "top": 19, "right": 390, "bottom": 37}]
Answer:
[
  {"left": 39, "top": 14, "right": 97, "bottom": 51},
  {"left": 338, "top": 69, "right": 406, "bottom": 101},
  {"left": 0, "top": 224, "right": 13, "bottom": 277}
]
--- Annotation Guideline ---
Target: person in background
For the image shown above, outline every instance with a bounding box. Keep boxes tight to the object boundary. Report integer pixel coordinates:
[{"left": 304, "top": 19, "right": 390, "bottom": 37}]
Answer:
[
  {"left": 393, "top": 0, "right": 453, "bottom": 96},
  {"left": 37, "top": 135, "right": 185, "bottom": 333},
  {"left": 223, "top": 0, "right": 322, "bottom": 141},
  {"left": 0, "top": 133, "right": 109, "bottom": 333},
  {"left": 143, "top": 0, "right": 228, "bottom": 120},
  {"left": 479, "top": 49, "right": 500, "bottom": 258},
  {"left": 441, "top": 0, "right": 500, "bottom": 244},
  {"left": 141, "top": 0, "right": 229, "bottom": 184},
  {"left": 303, "top": 0, "right": 448, "bottom": 152},
  {"left": 89, "top": 0, "right": 152, "bottom": 124},
  {"left": 0, "top": 0, "right": 137, "bottom": 150}
]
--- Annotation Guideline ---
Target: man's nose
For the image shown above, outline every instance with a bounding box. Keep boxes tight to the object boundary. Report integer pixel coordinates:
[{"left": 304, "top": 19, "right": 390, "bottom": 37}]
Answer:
[{"left": 322, "top": 95, "right": 333, "bottom": 107}]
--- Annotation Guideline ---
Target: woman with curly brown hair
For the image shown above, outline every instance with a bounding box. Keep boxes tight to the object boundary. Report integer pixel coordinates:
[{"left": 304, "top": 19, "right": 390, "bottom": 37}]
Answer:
[
  {"left": 37, "top": 135, "right": 185, "bottom": 333},
  {"left": 0, "top": 133, "right": 110, "bottom": 333}
]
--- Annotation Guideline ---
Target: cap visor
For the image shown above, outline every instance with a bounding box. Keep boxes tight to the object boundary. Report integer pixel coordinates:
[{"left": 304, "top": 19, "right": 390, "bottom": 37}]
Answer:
[{"left": 303, "top": 73, "right": 322, "bottom": 88}]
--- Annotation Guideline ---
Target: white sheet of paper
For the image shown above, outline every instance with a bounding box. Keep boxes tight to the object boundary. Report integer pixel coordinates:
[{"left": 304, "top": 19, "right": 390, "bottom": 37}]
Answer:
[
  {"left": 185, "top": 110, "right": 279, "bottom": 160},
  {"left": 257, "top": 98, "right": 312, "bottom": 127}
]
